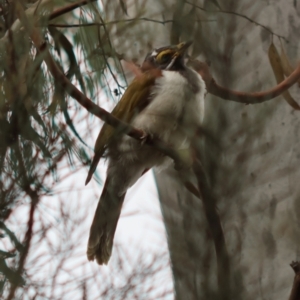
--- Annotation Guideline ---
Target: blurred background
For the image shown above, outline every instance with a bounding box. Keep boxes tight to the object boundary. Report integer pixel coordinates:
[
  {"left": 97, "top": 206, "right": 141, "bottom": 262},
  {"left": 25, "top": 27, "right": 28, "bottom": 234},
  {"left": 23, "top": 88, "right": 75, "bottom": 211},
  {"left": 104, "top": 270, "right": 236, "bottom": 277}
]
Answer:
[{"left": 0, "top": 0, "right": 300, "bottom": 299}]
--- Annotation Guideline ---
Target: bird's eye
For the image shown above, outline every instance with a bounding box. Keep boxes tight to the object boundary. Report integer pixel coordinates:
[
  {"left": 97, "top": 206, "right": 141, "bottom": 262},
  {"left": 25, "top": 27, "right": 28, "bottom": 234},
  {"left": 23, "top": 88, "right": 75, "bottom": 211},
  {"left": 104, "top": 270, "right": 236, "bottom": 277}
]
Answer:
[
  {"left": 156, "top": 50, "right": 173, "bottom": 64},
  {"left": 159, "top": 53, "right": 172, "bottom": 63}
]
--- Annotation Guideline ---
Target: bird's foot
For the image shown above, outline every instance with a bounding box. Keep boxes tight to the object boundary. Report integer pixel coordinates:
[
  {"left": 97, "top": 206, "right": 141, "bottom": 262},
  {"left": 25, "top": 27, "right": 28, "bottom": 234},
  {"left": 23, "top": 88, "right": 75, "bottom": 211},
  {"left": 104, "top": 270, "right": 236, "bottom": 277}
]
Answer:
[{"left": 140, "top": 131, "right": 153, "bottom": 145}]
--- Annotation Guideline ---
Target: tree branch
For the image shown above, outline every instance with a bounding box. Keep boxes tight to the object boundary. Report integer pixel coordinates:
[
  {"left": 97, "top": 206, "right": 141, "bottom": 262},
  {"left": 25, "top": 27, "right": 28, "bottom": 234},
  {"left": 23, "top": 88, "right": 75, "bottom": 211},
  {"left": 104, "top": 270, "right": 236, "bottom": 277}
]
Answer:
[
  {"left": 49, "top": 18, "right": 173, "bottom": 28},
  {"left": 48, "top": 18, "right": 215, "bottom": 28},
  {"left": 289, "top": 261, "right": 300, "bottom": 300},
  {"left": 191, "top": 60, "right": 300, "bottom": 105},
  {"left": 49, "top": 0, "right": 97, "bottom": 21}
]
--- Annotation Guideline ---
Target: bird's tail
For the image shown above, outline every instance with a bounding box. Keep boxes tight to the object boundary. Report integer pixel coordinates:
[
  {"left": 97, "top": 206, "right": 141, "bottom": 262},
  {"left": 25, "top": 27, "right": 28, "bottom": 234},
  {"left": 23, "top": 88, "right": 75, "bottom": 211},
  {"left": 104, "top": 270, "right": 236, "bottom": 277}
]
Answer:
[{"left": 87, "top": 178, "right": 125, "bottom": 265}]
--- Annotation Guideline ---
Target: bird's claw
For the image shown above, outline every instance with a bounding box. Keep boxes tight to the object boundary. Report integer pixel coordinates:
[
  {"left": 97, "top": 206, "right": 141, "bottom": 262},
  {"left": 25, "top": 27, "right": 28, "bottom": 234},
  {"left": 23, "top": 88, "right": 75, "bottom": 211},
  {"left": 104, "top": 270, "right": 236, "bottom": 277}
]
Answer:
[{"left": 140, "top": 131, "right": 152, "bottom": 145}]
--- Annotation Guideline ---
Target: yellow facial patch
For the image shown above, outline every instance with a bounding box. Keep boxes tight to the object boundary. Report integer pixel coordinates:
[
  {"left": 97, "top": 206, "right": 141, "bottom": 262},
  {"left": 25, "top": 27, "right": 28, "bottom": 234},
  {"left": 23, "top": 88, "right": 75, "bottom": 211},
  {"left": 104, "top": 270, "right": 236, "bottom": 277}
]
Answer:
[
  {"left": 177, "top": 42, "right": 185, "bottom": 49},
  {"left": 156, "top": 49, "right": 176, "bottom": 64}
]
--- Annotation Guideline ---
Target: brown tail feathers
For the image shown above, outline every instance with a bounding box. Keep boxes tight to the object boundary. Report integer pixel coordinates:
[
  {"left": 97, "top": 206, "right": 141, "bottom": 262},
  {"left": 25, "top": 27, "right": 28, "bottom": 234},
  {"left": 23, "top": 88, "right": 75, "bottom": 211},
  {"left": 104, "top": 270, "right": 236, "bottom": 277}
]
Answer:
[{"left": 87, "top": 179, "right": 125, "bottom": 265}]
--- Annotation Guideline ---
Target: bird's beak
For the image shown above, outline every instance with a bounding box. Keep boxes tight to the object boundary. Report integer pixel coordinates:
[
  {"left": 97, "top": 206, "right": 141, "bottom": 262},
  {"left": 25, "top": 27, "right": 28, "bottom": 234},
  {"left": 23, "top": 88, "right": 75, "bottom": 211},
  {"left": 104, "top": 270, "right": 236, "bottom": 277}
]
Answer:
[
  {"left": 174, "top": 41, "right": 193, "bottom": 57},
  {"left": 165, "top": 41, "right": 193, "bottom": 70}
]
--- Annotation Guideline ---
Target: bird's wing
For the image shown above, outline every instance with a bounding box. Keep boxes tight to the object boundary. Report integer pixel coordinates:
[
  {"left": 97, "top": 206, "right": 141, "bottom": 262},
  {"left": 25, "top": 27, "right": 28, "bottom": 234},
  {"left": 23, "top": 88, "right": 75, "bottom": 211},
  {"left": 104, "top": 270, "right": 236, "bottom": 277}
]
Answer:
[{"left": 85, "top": 69, "right": 161, "bottom": 185}]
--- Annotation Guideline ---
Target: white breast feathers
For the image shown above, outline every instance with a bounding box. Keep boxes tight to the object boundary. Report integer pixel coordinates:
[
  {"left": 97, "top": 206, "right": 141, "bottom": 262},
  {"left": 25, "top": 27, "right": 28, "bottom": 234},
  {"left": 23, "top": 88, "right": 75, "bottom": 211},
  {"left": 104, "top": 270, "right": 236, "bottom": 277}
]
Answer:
[{"left": 132, "top": 69, "right": 206, "bottom": 147}]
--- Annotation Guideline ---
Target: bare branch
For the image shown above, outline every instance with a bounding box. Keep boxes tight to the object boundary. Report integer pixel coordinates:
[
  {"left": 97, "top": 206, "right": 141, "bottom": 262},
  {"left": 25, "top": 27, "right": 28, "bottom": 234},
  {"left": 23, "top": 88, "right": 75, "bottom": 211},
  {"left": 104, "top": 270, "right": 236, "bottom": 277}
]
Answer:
[{"left": 191, "top": 60, "right": 300, "bottom": 106}]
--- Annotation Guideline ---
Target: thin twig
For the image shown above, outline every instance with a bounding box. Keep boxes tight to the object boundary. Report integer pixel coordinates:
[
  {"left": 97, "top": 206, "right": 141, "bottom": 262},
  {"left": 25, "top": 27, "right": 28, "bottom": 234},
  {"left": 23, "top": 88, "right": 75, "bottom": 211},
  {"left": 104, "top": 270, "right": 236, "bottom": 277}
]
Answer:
[
  {"left": 48, "top": 18, "right": 215, "bottom": 28},
  {"left": 49, "top": 18, "right": 173, "bottom": 28},
  {"left": 6, "top": 142, "right": 39, "bottom": 300},
  {"left": 185, "top": 0, "right": 288, "bottom": 42},
  {"left": 93, "top": 10, "right": 127, "bottom": 91}
]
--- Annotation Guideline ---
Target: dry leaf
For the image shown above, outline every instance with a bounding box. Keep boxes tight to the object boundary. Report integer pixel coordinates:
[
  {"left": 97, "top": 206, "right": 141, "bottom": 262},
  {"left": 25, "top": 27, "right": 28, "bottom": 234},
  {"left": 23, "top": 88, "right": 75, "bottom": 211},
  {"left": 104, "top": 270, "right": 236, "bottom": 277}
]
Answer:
[
  {"left": 280, "top": 40, "right": 300, "bottom": 87},
  {"left": 280, "top": 43, "right": 294, "bottom": 76},
  {"left": 268, "top": 42, "right": 300, "bottom": 110}
]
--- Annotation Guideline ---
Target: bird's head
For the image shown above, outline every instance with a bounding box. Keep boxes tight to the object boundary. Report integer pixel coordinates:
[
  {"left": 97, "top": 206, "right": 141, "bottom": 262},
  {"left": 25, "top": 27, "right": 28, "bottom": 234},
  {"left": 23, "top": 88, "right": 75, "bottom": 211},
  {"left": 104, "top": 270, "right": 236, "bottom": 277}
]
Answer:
[{"left": 142, "top": 41, "right": 192, "bottom": 71}]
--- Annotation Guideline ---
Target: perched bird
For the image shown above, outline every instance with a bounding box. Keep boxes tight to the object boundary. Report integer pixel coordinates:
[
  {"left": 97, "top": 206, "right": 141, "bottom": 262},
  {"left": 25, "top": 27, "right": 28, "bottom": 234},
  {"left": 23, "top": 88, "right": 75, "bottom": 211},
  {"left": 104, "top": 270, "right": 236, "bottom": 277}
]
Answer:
[{"left": 86, "top": 41, "right": 206, "bottom": 265}]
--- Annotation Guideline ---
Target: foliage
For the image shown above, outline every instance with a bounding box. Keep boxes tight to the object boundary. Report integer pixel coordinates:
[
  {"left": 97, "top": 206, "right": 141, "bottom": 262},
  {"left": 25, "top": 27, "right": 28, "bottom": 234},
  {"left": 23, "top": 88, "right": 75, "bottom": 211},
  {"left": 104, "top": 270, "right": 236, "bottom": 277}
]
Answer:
[{"left": 0, "top": 0, "right": 299, "bottom": 299}]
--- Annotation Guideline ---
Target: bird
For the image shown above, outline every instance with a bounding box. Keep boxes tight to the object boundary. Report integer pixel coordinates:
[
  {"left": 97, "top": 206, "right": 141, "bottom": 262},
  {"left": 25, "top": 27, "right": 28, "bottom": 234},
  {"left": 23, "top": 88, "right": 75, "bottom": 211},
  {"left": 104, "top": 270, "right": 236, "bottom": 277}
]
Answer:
[{"left": 86, "top": 41, "right": 206, "bottom": 265}]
